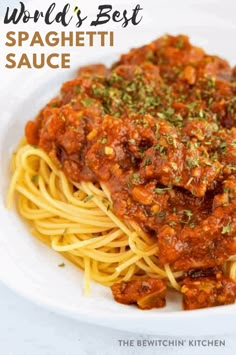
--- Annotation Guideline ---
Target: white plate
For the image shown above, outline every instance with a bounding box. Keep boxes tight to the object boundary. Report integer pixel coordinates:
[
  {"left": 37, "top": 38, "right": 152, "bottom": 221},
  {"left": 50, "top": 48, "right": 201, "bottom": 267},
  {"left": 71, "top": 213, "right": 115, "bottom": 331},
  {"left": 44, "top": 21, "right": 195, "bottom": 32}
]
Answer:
[{"left": 1, "top": 0, "right": 236, "bottom": 335}]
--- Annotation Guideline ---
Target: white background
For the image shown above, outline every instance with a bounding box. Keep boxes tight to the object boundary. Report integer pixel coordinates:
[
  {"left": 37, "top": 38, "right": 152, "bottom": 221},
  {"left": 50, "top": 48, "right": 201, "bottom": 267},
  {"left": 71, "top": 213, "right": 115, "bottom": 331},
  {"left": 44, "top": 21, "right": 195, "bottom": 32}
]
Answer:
[
  {"left": 1, "top": 0, "right": 236, "bottom": 354},
  {"left": 1, "top": 281, "right": 236, "bottom": 355}
]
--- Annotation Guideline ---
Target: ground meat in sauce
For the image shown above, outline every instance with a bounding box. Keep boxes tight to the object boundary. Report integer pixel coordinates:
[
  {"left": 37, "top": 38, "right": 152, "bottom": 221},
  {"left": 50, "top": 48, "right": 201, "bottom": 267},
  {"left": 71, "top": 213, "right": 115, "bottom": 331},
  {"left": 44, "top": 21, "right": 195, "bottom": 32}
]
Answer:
[
  {"left": 181, "top": 271, "right": 236, "bottom": 310},
  {"left": 111, "top": 278, "right": 166, "bottom": 309},
  {"left": 25, "top": 34, "right": 236, "bottom": 309}
]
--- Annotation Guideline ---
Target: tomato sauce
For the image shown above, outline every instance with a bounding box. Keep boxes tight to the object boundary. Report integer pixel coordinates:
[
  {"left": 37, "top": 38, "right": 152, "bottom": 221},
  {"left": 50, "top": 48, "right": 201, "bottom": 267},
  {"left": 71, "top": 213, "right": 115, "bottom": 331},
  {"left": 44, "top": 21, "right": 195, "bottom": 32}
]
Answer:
[{"left": 25, "top": 35, "right": 236, "bottom": 308}]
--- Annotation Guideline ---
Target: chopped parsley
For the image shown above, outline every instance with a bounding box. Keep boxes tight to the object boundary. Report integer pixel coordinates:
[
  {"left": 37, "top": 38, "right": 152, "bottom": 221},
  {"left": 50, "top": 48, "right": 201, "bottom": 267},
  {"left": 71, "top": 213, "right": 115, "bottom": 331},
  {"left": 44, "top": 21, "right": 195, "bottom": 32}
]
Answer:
[
  {"left": 74, "top": 85, "right": 81, "bottom": 94},
  {"left": 184, "top": 210, "right": 193, "bottom": 218},
  {"left": 157, "top": 212, "right": 166, "bottom": 218},
  {"left": 81, "top": 98, "right": 95, "bottom": 107},
  {"left": 102, "top": 198, "right": 111, "bottom": 211},
  {"left": 173, "top": 176, "right": 181, "bottom": 184},
  {"left": 132, "top": 173, "right": 140, "bottom": 183},
  {"left": 146, "top": 51, "right": 155, "bottom": 60},
  {"left": 168, "top": 221, "right": 176, "bottom": 226},
  {"left": 144, "top": 157, "right": 152, "bottom": 167},
  {"left": 51, "top": 102, "right": 58, "bottom": 108},
  {"left": 58, "top": 263, "right": 65, "bottom": 267},
  {"left": 83, "top": 195, "right": 94, "bottom": 203},
  {"left": 171, "top": 162, "right": 178, "bottom": 171},
  {"left": 154, "top": 144, "right": 165, "bottom": 154},
  {"left": 100, "top": 137, "right": 107, "bottom": 144},
  {"left": 92, "top": 85, "right": 104, "bottom": 96},
  {"left": 181, "top": 210, "right": 194, "bottom": 225},
  {"left": 175, "top": 37, "right": 184, "bottom": 49},
  {"left": 31, "top": 175, "right": 38, "bottom": 183},
  {"left": 155, "top": 187, "right": 171, "bottom": 194},
  {"left": 222, "top": 222, "right": 231, "bottom": 235},
  {"left": 126, "top": 177, "right": 133, "bottom": 189},
  {"left": 186, "top": 157, "right": 199, "bottom": 169}
]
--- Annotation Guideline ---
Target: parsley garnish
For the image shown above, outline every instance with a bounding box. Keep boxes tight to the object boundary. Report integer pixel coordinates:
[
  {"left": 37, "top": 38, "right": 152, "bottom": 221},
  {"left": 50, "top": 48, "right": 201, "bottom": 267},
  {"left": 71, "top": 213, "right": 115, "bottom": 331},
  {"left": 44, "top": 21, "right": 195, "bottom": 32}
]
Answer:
[
  {"left": 168, "top": 221, "right": 176, "bottom": 226},
  {"left": 132, "top": 173, "right": 140, "bottom": 183},
  {"left": 58, "top": 263, "right": 65, "bottom": 267},
  {"left": 157, "top": 212, "right": 166, "bottom": 218},
  {"left": 171, "top": 162, "right": 178, "bottom": 171},
  {"left": 181, "top": 210, "right": 194, "bottom": 225},
  {"left": 174, "top": 176, "right": 181, "bottom": 184},
  {"left": 102, "top": 198, "right": 111, "bottom": 211},
  {"left": 154, "top": 144, "right": 165, "bottom": 153},
  {"left": 83, "top": 195, "right": 94, "bottom": 203},
  {"left": 144, "top": 157, "right": 152, "bottom": 167},
  {"left": 31, "top": 175, "right": 38, "bottom": 183},
  {"left": 126, "top": 177, "right": 133, "bottom": 189},
  {"left": 74, "top": 85, "right": 81, "bottom": 94},
  {"left": 222, "top": 222, "right": 231, "bottom": 234},
  {"left": 81, "top": 98, "right": 95, "bottom": 107},
  {"left": 186, "top": 157, "right": 199, "bottom": 169},
  {"left": 184, "top": 210, "right": 193, "bottom": 218},
  {"left": 155, "top": 187, "right": 171, "bottom": 194},
  {"left": 100, "top": 137, "right": 107, "bottom": 144},
  {"left": 175, "top": 37, "right": 184, "bottom": 49}
]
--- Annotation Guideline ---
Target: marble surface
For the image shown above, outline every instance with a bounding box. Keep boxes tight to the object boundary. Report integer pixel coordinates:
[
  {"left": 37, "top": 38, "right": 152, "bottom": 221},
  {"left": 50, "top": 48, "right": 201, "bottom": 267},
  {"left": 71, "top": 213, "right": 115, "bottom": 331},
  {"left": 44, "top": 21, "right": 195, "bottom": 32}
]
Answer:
[{"left": 1, "top": 281, "right": 236, "bottom": 355}]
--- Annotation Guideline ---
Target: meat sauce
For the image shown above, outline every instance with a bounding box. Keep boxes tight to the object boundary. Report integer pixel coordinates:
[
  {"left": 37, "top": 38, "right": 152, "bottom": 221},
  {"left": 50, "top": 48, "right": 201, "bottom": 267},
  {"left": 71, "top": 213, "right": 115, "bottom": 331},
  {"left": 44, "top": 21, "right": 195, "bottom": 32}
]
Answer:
[
  {"left": 25, "top": 35, "right": 236, "bottom": 309},
  {"left": 182, "top": 271, "right": 236, "bottom": 310},
  {"left": 111, "top": 278, "right": 166, "bottom": 310}
]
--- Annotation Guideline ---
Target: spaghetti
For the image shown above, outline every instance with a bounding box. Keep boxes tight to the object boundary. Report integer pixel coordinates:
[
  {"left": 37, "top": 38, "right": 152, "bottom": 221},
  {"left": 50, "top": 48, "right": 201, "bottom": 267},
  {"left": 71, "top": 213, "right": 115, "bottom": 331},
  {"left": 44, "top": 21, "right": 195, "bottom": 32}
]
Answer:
[{"left": 8, "top": 140, "right": 182, "bottom": 295}]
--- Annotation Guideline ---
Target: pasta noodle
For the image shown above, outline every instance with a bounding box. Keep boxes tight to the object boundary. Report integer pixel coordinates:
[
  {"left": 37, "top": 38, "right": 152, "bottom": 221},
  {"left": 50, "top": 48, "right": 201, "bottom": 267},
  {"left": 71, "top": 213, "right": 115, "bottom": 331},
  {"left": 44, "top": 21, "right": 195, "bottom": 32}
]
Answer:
[{"left": 8, "top": 140, "right": 183, "bottom": 293}]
